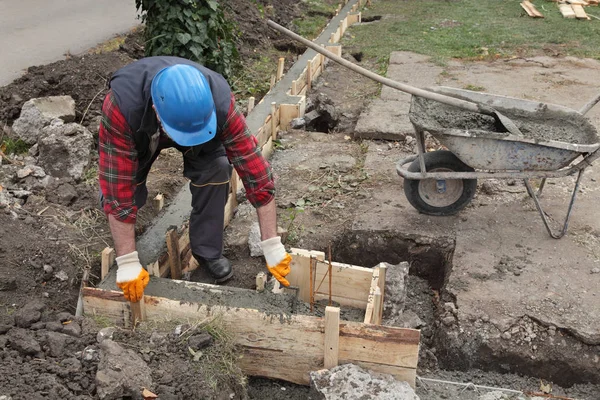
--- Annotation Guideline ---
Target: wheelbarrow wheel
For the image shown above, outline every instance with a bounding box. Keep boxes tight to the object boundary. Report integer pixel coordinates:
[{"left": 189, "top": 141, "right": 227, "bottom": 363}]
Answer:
[{"left": 404, "top": 150, "right": 477, "bottom": 216}]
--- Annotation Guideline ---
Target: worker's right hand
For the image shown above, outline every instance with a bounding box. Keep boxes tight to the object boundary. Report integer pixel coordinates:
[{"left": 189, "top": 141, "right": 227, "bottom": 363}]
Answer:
[{"left": 115, "top": 251, "right": 149, "bottom": 302}]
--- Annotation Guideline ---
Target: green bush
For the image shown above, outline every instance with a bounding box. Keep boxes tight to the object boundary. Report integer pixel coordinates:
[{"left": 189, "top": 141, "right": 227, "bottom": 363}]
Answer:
[{"left": 135, "top": 0, "right": 240, "bottom": 79}]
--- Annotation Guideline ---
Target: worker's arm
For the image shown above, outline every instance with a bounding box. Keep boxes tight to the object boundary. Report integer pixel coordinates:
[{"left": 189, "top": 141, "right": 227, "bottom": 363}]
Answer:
[
  {"left": 98, "top": 92, "right": 149, "bottom": 301},
  {"left": 220, "top": 94, "right": 291, "bottom": 286}
]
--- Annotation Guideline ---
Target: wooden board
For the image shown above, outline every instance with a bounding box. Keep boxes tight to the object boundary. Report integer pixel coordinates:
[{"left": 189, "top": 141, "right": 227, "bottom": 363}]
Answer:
[
  {"left": 82, "top": 286, "right": 419, "bottom": 387},
  {"left": 287, "top": 249, "right": 372, "bottom": 309},
  {"left": 101, "top": 247, "right": 115, "bottom": 281},
  {"left": 572, "top": 4, "right": 591, "bottom": 18},
  {"left": 559, "top": 3, "right": 577, "bottom": 18},
  {"left": 521, "top": 1, "right": 544, "bottom": 17}
]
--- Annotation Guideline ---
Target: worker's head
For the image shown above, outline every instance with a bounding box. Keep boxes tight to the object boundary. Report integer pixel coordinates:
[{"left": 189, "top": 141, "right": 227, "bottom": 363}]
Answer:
[{"left": 151, "top": 64, "right": 217, "bottom": 147}]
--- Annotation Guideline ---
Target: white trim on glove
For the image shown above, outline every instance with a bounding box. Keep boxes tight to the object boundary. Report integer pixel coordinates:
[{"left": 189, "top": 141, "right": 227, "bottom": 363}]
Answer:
[
  {"left": 260, "top": 236, "right": 287, "bottom": 266},
  {"left": 115, "top": 251, "right": 143, "bottom": 283}
]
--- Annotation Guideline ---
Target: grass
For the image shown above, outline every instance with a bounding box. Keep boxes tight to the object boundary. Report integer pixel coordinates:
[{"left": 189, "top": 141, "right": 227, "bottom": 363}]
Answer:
[
  {"left": 292, "top": 0, "right": 338, "bottom": 39},
  {"left": 0, "top": 138, "right": 29, "bottom": 155},
  {"left": 231, "top": 53, "right": 277, "bottom": 99},
  {"left": 345, "top": 0, "right": 600, "bottom": 64}
]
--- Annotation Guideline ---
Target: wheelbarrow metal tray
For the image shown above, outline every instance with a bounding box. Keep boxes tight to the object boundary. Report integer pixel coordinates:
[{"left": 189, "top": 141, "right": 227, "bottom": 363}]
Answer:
[{"left": 409, "top": 87, "right": 600, "bottom": 171}]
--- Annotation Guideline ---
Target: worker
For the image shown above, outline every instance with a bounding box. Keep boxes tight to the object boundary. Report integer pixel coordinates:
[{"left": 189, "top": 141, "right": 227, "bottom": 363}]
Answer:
[{"left": 98, "top": 56, "right": 292, "bottom": 302}]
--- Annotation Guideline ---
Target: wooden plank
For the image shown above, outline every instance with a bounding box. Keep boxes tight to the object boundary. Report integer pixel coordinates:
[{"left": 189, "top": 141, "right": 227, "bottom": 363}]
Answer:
[
  {"left": 279, "top": 103, "right": 299, "bottom": 130},
  {"left": 101, "top": 247, "right": 115, "bottom": 281},
  {"left": 166, "top": 229, "right": 182, "bottom": 280},
  {"left": 559, "top": 3, "right": 577, "bottom": 18},
  {"left": 521, "top": 1, "right": 544, "bottom": 17},
  {"left": 347, "top": 12, "right": 361, "bottom": 25},
  {"left": 372, "top": 287, "right": 382, "bottom": 325},
  {"left": 572, "top": 4, "right": 591, "bottom": 18},
  {"left": 364, "top": 267, "right": 380, "bottom": 323},
  {"left": 291, "top": 80, "right": 298, "bottom": 96},
  {"left": 152, "top": 193, "right": 164, "bottom": 211},
  {"left": 306, "top": 60, "right": 313, "bottom": 93},
  {"left": 82, "top": 286, "right": 419, "bottom": 387},
  {"left": 324, "top": 306, "right": 340, "bottom": 369},
  {"left": 130, "top": 295, "right": 146, "bottom": 325},
  {"left": 271, "top": 102, "right": 278, "bottom": 140},
  {"left": 377, "top": 263, "right": 387, "bottom": 324},
  {"left": 276, "top": 57, "right": 285, "bottom": 81},
  {"left": 247, "top": 97, "right": 255, "bottom": 114}
]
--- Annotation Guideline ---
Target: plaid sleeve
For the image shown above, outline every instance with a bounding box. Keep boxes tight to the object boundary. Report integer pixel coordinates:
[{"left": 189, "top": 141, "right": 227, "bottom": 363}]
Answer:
[
  {"left": 98, "top": 91, "right": 139, "bottom": 223},
  {"left": 221, "top": 94, "right": 275, "bottom": 207}
]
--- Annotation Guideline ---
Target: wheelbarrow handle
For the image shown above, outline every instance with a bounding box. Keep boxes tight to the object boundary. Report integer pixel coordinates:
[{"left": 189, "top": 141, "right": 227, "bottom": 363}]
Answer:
[{"left": 579, "top": 92, "right": 600, "bottom": 115}]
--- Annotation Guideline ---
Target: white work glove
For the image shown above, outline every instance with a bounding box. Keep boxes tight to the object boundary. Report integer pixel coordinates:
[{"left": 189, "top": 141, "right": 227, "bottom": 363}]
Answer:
[
  {"left": 115, "top": 251, "right": 149, "bottom": 302},
  {"left": 260, "top": 237, "right": 292, "bottom": 287}
]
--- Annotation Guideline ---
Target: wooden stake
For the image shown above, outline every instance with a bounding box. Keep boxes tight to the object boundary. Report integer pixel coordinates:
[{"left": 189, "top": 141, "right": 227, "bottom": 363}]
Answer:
[
  {"left": 328, "top": 245, "right": 333, "bottom": 307},
  {"left": 309, "top": 256, "right": 314, "bottom": 313},
  {"left": 372, "top": 287, "right": 382, "bottom": 325},
  {"left": 291, "top": 80, "right": 297, "bottom": 96},
  {"left": 101, "top": 247, "right": 115, "bottom": 281},
  {"left": 377, "top": 263, "right": 387, "bottom": 315},
  {"left": 324, "top": 306, "right": 340, "bottom": 369},
  {"left": 270, "top": 75, "right": 276, "bottom": 90},
  {"left": 271, "top": 102, "right": 277, "bottom": 140},
  {"left": 276, "top": 57, "right": 285, "bottom": 81},
  {"left": 152, "top": 193, "right": 164, "bottom": 211},
  {"left": 248, "top": 97, "right": 255, "bottom": 114},
  {"left": 256, "top": 272, "right": 267, "bottom": 292},
  {"left": 130, "top": 296, "right": 146, "bottom": 326},
  {"left": 306, "top": 60, "right": 312, "bottom": 92},
  {"left": 166, "top": 229, "right": 182, "bottom": 280}
]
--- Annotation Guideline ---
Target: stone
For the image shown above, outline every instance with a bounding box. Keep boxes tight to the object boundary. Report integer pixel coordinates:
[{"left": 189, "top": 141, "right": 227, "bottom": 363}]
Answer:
[
  {"left": 45, "top": 331, "right": 72, "bottom": 357},
  {"left": 96, "top": 327, "right": 116, "bottom": 344},
  {"left": 501, "top": 332, "right": 512, "bottom": 340},
  {"left": 0, "top": 324, "right": 13, "bottom": 334},
  {"left": 54, "top": 270, "right": 69, "bottom": 281},
  {"left": 28, "top": 144, "right": 39, "bottom": 157},
  {"left": 478, "top": 391, "right": 511, "bottom": 400},
  {"left": 96, "top": 339, "right": 153, "bottom": 400},
  {"left": 43, "top": 265, "right": 53, "bottom": 274},
  {"left": 0, "top": 276, "right": 17, "bottom": 291},
  {"left": 591, "top": 267, "right": 600, "bottom": 274},
  {"left": 290, "top": 117, "right": 306, "bottom": 129},
  {"left": 46, "top": 182, "right": 78, "bottom": 206},
  {"left": 382, "top": 262, "right": 410, "bottom": 327},
  {"left": 16, "top": 167, "right": 33, "bottom": 179},
  {"left": 304, "top": 110, "right": 321, "bottom": 128},
  {"left": 14, "top": 299, "right": 45, "bottom": 328},
  {"left": 442, "top": 316, "right": 455, "bottom": 326},
  {"left": 30, "top": 322, "right": 46, "bottom": 330},
  {"left": 12, "top": 96, "right": 76, "bottom": 144},
  {"left": 46, "top": 321, "right": 64, "bottom": 332},
  {"left": 187, "top": 333, "right": 213, "bottom": 351},
  {"left": 248, "top": 222, "right": 263, "bottom": 257},
  {"left": 7, "top": 328, "right": 41, "bottom": 355},
  {"left": 396, "top": 310, "right": 425, "bottom": 329},
  {"left": 310, "top": 364, "right": 419, "bottom": 400},
  {"left": 56, "top": 312, "right": 73, "bottom": 322},
  {"left": 12, "top": 190, "right": 31, "bottom": 199},
  {"left": 62, "top": 321, "right": 82, "bottom": 337},
  {"left": 37, "top": 120, "right": 93, "bottom": 181}
]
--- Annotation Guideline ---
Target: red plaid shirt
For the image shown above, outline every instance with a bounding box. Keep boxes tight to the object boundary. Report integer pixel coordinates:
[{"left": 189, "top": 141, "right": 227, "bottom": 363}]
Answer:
[{"left": 98, "top": 91, "right": 274, "bottom": 223}]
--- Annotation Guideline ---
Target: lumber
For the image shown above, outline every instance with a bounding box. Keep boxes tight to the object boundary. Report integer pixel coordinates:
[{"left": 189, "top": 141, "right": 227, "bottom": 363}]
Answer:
[
  {"left": 521, "top": 1, "right": 544, "bottom": 17},
  {"left": 306, "top": 60, "right": 312, "bottom": 93},
  {"left": 559, "top": 3, "right": 577, "bottom": 18},
  {"left": 276, "top": 57, "right": 285, "bottom": 81},
  {"left": 271, "top": 102, "right": 278, "bottom": 140},
  {"left": 130, "top": 295, "right": 146, "bottom": 325},
  {"left": 247, "top": 97, "right": 255, "bottom": 114},
  {"left": 572, "top": 4, "right": 591, "bottom": 18},
  {"left": 279, "top": 104, "right": 300, "bottom": 130},
  {"left": 364, "top": 267, "right": 380, "bottom": 324},
  {"left": 324, "top": 306, "right": 340, "bottom": 369},
  {"left": 286, "top": 248, "right": 325, "bottom": 302},
  {"left": 256, "top": 272, "right": 267, "bottom": 292},
  {"left": 567, "top": 0, "right": 588, "bottom": 5},
  {"left": 152, "top": 193, "right": 164, "bottom": 211},
  {"left": 101, "top": 247, "right": 115, "bottom": 281},
  {"left": 82, "top": 285, "right": 420, "bottom": 387},
  {"left": 372, "top": 287, "right": 382, "bottom": 325},
  {"left": 166, "top": 229, "right": 182, "bottom": 280}
]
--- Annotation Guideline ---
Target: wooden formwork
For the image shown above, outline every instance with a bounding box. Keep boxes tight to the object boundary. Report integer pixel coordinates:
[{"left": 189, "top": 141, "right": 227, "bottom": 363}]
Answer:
[{"left": 85, "top": 248, "right": 420, "bottom": 387}]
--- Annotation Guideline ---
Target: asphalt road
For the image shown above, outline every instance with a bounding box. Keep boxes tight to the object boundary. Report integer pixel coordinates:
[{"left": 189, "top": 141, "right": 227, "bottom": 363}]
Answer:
[{"left": 0, "top": 0, "right": 139, "bottom": 86}]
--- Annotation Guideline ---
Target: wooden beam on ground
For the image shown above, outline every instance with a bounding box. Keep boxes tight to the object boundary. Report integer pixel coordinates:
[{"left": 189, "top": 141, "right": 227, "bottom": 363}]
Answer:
[
  {"left": 166, "top": 229, "right": 182, "bottom": 280},
  {"left": 521, "top": 1, "right": 544, "bottom": 17},
  {"left": 82, "top": 285, "right": 420, "bottom": 387},
  {"left": 152, "top": 193, "right": 164, "bottom": 211},
  {"left": 559, "top": 3, "right": 577, "bottom": 18},
  {"left": 572, "top": 4, "right": 591, "bottom": 18},
  {"left": 101, "top": 247, "right": 115, "bottom": 281},
  {"left": 324, "top": 306, "right": 340, "bottom": 369}
]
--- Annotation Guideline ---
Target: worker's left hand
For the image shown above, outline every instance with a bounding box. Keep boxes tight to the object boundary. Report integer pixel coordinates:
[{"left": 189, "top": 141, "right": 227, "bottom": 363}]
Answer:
[
  {"left": 115, "top": 251, "right": 150, "bottom": 302},
  {"left": 260, "top": 236, "right": 292, "bottom": 287}
]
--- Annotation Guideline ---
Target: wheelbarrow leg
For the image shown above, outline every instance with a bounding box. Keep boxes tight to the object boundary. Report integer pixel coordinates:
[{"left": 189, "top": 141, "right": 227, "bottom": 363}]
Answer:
[{"left": 523, "top": 169, "right": 585, "bottom": 239}]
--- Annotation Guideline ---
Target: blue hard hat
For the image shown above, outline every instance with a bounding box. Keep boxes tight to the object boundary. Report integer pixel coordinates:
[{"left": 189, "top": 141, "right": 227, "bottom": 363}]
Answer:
[{"left": 151, "top": 64, "right": 217, "bottom": 147}]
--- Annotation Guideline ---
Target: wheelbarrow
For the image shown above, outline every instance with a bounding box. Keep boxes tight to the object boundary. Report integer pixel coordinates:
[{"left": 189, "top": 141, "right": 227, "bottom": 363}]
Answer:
[{"left": 396, "top": 87, "right": 600, "bottom": 239}]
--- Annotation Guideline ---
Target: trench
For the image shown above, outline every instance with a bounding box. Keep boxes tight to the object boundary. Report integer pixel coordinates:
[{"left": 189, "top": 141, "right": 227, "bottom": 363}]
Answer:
[{"left": 330, "top": 229, "right": 600, "bottom": 388}]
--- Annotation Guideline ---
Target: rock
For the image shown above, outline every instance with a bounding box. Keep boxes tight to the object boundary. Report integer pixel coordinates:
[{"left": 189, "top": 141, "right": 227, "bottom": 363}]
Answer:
[
  {"left": 97, "top": 327, "right": 116, "bottom": 344},
  {"left": 0, "top": 324, "right": 13, "bottom": 334},
  {"left": 54, "top": 270, "right": 69, "bottom": 282},
  {"left": 11, "top": 190, "right": 31, "bottom": 199},
  {"left": 45, "top": 331, "right": 72, "bottom": 357},
  {"left": 56, "top": 312, "right": 73, "bottom": 322},
  {"left": 12, "top": 96, "right": 76, "bottom": 144},
  {"left": 187, "top": 333, "right": 213, "bottom": 351},
  {"left": 30, "top": 165, "right": 46, "bottom": 178},
  {"left": 30, "top": 322, "right": 46, "bottom": 330},
  {"left": 37, "top": 120, "right": 93, "bottom": 181},
  {"left": 16, "top": 167, "right": 33, "bottom": 179},
  {"left": 310, "top": 364, "right": 419, "bottom": 400},
  {"left": 501, "top": 332, "right": 512, "bottom": 340},
  {"left": 7, "top": 328, "right": 41, "bottom": 355},
  {"left": 0, "top": 276, "right": 17, "bottom": 291},
  {"left": 304, "top": 110, "right": 321, "bottom": 128},
  {"left": 248, "top": 222, "right": 263, "bottom": 257},
  {"left": 382, "top": 262, "right": 409, "bottom": 327},
  {"left": 46, "top": 321, "right": 64, "bottom": 332},
  {"left": 14, "top": 299, "right": 45, "bottom": 328},
  {"left": 96, "top": 340, "right": 153, "bottom": 400},
  {"left": 591, "top": 267, "right": 600, "bottom": 274},
  {"left": 290, "top": 117, "right": 306, "bottom": 129},
  {"left": 82, "top": 346, "right": 100, "bottom": 363},
  {"left": 442, "top": 316, "right": 455, "bottom": 326},
  {"left": 28, "top": 144, "right": 39, "bottom": 157},
  {"left": 479, "top": 391, "right": 511, "bottom": 400},
  {"left": 396, "top": 310, "right": 425, "bottom": 329},
  {"left": 443, "top": 302, "right": 457, "bottom": 315},
  {"left": 62, "top": 321, "right": 82, "bottom": 337},
  {"left": 43, "top": 265, "right": 53, "bottom": 274},
  {"left": 46, "top": 182, "right": 78, "bottom": 206}
]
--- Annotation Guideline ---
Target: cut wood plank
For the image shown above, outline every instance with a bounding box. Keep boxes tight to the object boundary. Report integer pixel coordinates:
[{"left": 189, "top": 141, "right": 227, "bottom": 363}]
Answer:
[
  {"left": 276, "top": 57, "right": 285, "bottom": 81},
  {"left": 166, "top": 229, "right": 182, "bottom": 280},
  {"left": 247, "top": 97, "right": 255, "bottom": 114},
  {"left": 364, "top": 267, "right": 380, "bottom": 324},
  {"left": 82, "top": 286, "right": 420, "bottom": 387},
  {"left": 152, "top": 193, "right": 164, "bottom": 211},
  {"left": 271, "top": 102, "right": 278, "bottom": 140},
  {"left": 324, "top": 306, "right": 340, "bottom": 369},
  {"left": 101, "top": 247, "right": 115, "bottom": 281},
  {"left": 279, "top": 103, "right": 299, "bottom": 130},
  {"left": 521, "top": 1, "right": 544, "bottom": 17},
  {"left": 372, "top": 287, "right": 382, "bottom": 325},
  {"left": 567, "top": 0, "right": 588, "bottom": 5},
  {"left": 559, "top": 3, "right": 577, "bottom": 18},
  {"left": 572, "top": 4, "right": 591, "bottom": 18},
  {"left": 286, "top": 249, "right": 325, "bottom": 303},
  {"left": 130, "top": 295, "right": 146, "bottom": 325}
]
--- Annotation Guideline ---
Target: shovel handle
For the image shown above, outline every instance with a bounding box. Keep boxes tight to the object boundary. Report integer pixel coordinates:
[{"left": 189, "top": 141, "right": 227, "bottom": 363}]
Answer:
[{"left": 267, "top": 20, "right": 488, "bottom": 116}]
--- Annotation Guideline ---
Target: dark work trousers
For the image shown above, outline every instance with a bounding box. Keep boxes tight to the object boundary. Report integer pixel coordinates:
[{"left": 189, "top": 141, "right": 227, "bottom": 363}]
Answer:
[{"left": 132, "top": 137, "right": 232, "bottom": 261}]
